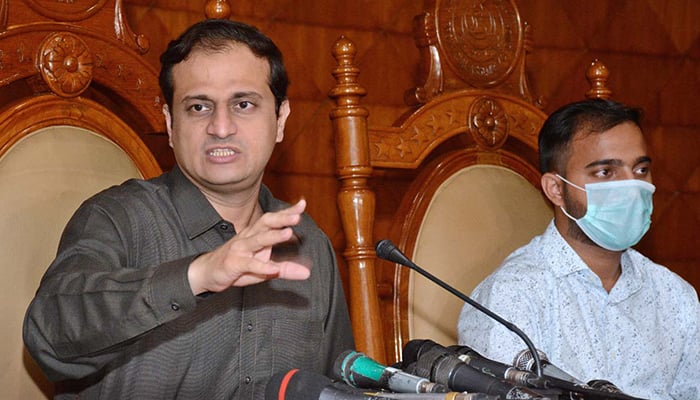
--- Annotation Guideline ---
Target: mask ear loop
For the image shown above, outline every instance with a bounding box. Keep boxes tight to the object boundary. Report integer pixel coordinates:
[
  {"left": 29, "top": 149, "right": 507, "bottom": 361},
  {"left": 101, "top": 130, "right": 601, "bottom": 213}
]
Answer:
[
  {"left": 555, "top": 174, "right": 586, "bottom": 222},
  {"left": 555, "top": 174, "right": 586, "bottom": 192}
]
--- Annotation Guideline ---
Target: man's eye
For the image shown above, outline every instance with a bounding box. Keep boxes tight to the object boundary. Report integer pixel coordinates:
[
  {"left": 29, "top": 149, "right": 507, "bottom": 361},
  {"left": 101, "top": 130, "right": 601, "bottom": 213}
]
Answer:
[
  {"left": 594, "top": 169, "right": 611, "bottom": 178},
  {"left": 192, "top": 104, "right": 205, "bottom": 112},
  {"left": 635, "top": 166, "right": 650, "bottom": 175},
  {"left": 237, "top": 101, "right": 252, "bottom": 110}
]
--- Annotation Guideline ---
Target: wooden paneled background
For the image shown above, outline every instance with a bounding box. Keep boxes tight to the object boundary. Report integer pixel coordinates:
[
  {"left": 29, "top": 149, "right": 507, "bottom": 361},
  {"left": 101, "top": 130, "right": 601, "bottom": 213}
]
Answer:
[{"left": 124, "top": 0, "right": 700, "bottom": 292}]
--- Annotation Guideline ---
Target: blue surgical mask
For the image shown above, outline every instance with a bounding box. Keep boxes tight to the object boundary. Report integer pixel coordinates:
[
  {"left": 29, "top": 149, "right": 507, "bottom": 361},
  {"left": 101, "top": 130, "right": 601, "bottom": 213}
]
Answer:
[{"left": 557, "top": 175, "right": 655, "bottom": 251}]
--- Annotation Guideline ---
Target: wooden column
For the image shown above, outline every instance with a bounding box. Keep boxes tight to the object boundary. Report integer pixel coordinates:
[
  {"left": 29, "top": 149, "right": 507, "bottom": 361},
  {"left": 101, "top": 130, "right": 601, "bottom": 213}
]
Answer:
[{"left": 328, "top": 36, "right": 387, "bottom": 364}]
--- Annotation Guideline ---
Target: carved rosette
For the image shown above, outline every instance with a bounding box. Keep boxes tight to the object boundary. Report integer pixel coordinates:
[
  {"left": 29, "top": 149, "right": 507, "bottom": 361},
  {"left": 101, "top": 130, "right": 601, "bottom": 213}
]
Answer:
[
  {"left": 436, "top": 0, "right": 522, "bottom": 88},
  {"left": 38, "top": 32, "right": 93, "bottom": 98},
  {"left": 468, "top": 97, "right": 508, "bottom": 149}
]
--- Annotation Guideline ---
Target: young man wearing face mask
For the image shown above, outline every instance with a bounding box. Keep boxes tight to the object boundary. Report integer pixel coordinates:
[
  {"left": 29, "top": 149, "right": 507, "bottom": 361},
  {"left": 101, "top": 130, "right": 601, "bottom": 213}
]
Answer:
[{"left": 457, "top": 99, "right": 699, "bottom": 400}]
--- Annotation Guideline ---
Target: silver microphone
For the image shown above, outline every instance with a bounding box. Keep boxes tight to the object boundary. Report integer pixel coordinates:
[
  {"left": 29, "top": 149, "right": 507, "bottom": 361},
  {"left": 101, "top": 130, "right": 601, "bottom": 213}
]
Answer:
[{"left": 513, "top": 349, "right": 588, "bottom": 387}]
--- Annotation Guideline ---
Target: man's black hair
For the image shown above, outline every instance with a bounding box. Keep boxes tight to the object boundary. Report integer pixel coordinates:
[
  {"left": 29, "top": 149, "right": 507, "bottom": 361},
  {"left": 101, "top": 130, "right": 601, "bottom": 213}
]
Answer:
[{"left": 159, "top": 19, "right": 289, "bottom": 115}]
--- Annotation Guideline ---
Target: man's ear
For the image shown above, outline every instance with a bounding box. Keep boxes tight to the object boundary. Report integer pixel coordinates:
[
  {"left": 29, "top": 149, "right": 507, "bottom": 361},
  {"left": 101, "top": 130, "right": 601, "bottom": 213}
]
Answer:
[
  {"left": 162, "top": 104, "right": 174, "bottom": 148},
  {"left": 541, "top": 172, "right": 565, "bottom": 207},
  {"left": 275, "top": 100, "right": 290, "bottom": 143}
]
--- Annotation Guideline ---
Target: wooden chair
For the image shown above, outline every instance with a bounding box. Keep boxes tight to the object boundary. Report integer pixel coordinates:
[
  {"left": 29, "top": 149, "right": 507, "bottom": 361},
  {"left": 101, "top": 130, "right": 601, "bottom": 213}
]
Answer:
[
  {"left": 329, "top": 0, "right": 612, "bottom": 365},
  {"left": 0, "top": 1, "right": 165, "bottom": 397}
]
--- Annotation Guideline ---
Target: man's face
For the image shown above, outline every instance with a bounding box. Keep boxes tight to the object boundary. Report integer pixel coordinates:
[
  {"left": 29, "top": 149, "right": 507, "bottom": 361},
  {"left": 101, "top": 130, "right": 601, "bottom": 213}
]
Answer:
[
  {"left": 560, "top": 121, "right": 652, "bottom": 240},
  {"left": 163, "top": 44, "right": 289, "bottom": 196}
]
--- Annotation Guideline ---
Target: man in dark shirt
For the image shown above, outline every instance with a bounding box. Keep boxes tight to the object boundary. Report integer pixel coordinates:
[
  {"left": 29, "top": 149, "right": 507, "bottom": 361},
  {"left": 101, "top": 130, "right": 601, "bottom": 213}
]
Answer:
[{"left": 23, "top": 19, "right": 355, "bottom": 399}]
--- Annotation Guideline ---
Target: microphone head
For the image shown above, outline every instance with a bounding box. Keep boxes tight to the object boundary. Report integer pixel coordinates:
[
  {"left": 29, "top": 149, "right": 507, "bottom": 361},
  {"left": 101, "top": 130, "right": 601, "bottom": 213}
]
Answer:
[
  {"left": 375, "top": 239, "right": 397, "bottom": 260},
  {"left": 265, "top": 369, "right": 330, "bottom": 400},
  {"left": 402, "top": 339, "right": 445, "bottom": 365},
  {"left": 514, "top": 349, "right": 588, "bottom": 387},
  {"left": 332, "top": 349, "right": 356, "bottom": 382},
  {"left": 374, "top": 239, "right": 413, "bottom": 268},
  {"left": 513, "top": 348, "right": 549, "bottom": 371},
  {"left": 333, "top": 350, "right": 385, "bottom": 389}
]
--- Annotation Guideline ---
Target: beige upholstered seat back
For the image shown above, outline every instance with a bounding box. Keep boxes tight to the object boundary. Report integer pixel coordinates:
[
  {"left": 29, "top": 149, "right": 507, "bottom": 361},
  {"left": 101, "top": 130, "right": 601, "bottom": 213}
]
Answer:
[
  {"left": 0, "top": 126, "right": 144, "bottom": 399},
  {"left": 408, "top": 164, "right": 552, "bottom": 347}
]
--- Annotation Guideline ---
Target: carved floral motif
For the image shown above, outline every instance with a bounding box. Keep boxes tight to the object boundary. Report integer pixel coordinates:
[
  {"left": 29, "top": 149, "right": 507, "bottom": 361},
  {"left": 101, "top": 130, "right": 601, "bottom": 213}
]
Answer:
[
  {"left": 38, "top": 32, "right": 93, "bottom": 97},
  {"left": 369, "top": 97, "right": 540, "bottom": 166},
  {"left": 468, "top": 97, "right": 508, "bottom": 149}
]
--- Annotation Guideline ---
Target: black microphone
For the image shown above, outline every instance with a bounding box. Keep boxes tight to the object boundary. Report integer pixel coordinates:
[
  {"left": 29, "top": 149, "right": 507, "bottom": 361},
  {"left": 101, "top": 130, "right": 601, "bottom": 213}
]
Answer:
[
  {"left": 266, "top": 369, "right": 500, "bottom": 400},
  {"left": 265, "top": 369, "right": 375, "bottom": 400},
  {"left": 374, "top": 239, "right": 544, "bottom": 377},
  {"left": 445, "top": 344, "right": 547, "bottom": 388},
  {"left": 404, "top": 346, "right": 545, "bottom": 399},
  {"left": 333, "top": 349, "right": 447, "bottom": 393}
]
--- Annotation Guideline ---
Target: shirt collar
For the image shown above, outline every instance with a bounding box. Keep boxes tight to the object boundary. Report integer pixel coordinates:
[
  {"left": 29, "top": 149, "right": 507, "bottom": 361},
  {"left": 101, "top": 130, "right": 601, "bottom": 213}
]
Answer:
[
  {"left": 543, "top": 220, "right": 644, "bottom": 299},
  {"left": 165, "top": 166, "right": 287, "bottom": 239},
  {"left": 166, "top": 166, "right": 221, "bottom": 240},
  {"left": 542, "top": 220, "right": 594, "bottom": 277}
]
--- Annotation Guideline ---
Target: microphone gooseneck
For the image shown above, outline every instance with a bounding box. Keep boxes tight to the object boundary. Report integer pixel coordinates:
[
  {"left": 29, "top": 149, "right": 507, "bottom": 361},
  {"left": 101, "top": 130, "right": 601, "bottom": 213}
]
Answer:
[{"left": 374, "top": 239, "right": 544, "bottom": 378}]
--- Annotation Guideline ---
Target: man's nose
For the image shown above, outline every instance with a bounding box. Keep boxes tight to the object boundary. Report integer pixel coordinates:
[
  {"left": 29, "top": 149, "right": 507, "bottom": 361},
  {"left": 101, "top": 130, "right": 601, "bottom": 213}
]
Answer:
[{"left": 208, "top": 109, "right": 236, "bottom": 138}]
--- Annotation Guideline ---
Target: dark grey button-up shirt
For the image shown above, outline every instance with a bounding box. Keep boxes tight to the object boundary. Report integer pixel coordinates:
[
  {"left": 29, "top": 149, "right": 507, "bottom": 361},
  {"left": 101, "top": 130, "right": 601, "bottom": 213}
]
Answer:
[{"left": 23, "top": 166, "right": 355, "bottom": 399}]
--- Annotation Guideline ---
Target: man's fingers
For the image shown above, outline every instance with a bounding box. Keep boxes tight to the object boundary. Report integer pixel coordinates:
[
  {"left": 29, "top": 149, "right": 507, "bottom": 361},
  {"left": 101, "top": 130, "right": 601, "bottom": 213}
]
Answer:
[
  {"left": 249, "top": 199, "right": 306, "bottom": 233},
  {"left": 230, "top": 260, "right": 309, "bottom": 287},
  {"left": 276, "top": 262, "right": 310, "bottom": 280}
]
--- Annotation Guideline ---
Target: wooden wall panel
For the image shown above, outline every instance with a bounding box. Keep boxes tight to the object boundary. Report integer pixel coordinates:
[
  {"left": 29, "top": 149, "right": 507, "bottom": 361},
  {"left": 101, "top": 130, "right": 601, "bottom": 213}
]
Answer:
[{"left": 123, "top": 0, "right": 700, "bottom": 292}]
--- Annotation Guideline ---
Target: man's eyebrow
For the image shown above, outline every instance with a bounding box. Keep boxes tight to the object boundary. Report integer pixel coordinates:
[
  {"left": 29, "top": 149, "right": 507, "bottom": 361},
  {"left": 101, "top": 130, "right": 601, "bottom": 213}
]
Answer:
[
  {"left": 180, "top": 94, "right": 212, "bottom": 103},
  {"left": 635, "top": 156, "right": 652, "bottom": 165},
  {"left": 585, "top": 159, "right": 623, "bottom": 169},
  {"left": 584, "top": 156, "right": 652, "bottom": 169},
  {"left": 231, "top": 91, "right": 263, "bottom": 100}
]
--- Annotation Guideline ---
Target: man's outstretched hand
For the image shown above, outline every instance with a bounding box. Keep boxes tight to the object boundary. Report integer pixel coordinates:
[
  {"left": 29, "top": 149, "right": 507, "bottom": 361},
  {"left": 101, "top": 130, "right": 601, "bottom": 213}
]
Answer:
[{"left": 188, "top": 200, "right": 311, "bottom": 295}]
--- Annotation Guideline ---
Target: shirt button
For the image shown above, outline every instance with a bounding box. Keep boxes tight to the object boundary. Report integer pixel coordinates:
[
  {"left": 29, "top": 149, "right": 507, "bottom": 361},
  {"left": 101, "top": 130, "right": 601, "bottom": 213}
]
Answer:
[
  {"left": 171, "top": 302, "right": 180, "bottom": 311},
  {"left": 244, "top": 376, "right": 251, "bottom": 384},
  {"left": 247, "top": 323, "right": 253, "bottom": 332},
  {"left": 219, "top": 223, "right": 229, "bottom": 231}
]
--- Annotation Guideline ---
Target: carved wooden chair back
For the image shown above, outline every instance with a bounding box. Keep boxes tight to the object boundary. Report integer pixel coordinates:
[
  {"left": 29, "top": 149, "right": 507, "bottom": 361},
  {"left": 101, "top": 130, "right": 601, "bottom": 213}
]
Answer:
[
  {"left": 0, "top": 1, "right": 164, "bottom": 397},
  {"left": 329, "top": 0, "right": 612, "bottom": 364}
]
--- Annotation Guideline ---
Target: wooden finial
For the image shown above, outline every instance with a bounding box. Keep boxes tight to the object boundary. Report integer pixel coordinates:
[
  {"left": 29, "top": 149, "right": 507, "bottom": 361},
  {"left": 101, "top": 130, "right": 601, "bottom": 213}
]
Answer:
[
  {"left": 332, "top": 36, "right": 358, "bottom": 69},
  {"left": 586, "top": 59, "right": 613, "bottom": 99},
  {"left": 205, "top": 0, "right": 231, "bottom": 19},
  {"left": 329, "top": 36, "right": 367, "bottom": 102}
]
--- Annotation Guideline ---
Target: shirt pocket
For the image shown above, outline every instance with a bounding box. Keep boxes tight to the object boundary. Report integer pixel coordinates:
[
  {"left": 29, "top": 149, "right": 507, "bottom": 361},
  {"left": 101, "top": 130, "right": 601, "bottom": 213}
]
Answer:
[{"left": 271, "top": 319, "right": 323, "bottom": 371}]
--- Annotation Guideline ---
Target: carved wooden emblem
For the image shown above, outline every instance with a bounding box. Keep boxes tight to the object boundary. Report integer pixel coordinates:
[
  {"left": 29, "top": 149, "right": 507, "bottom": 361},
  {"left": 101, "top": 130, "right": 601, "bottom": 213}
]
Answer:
[
  {"left": 38, "top": 32, "right": 93, "bottom": 98},
  {"left": 436, "top": 0, "right": 522, "bottom": 88},
  {"left": 24, "top": 0, "right": 107, "bottom": 21},
  {"left": 468, "top": 97, "right": 508, "bottom": 149}
]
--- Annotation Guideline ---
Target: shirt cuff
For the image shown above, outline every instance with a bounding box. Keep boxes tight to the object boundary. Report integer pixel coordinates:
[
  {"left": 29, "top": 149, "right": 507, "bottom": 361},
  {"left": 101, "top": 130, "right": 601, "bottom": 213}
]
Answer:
[{"left": 149, "top": 255, "right": 199, "bottom": 323}]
